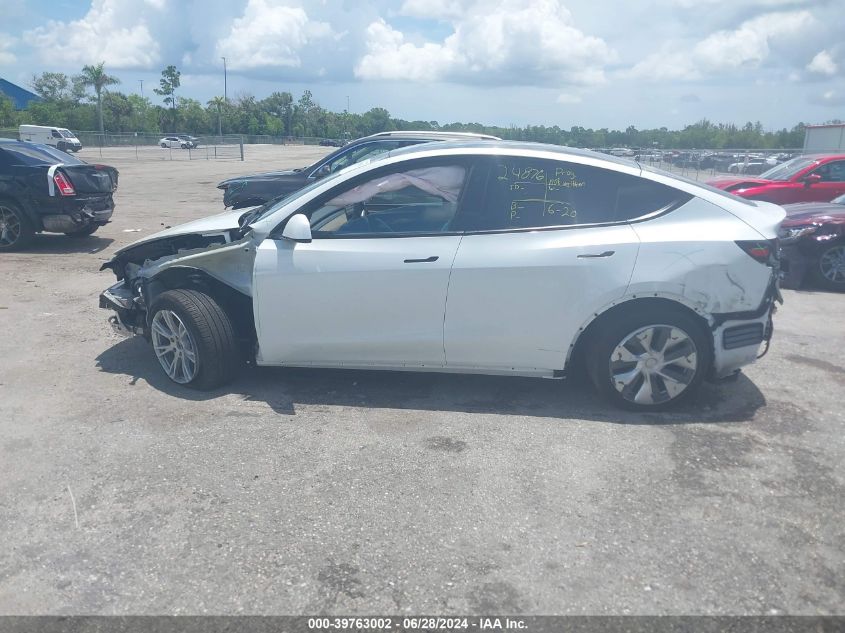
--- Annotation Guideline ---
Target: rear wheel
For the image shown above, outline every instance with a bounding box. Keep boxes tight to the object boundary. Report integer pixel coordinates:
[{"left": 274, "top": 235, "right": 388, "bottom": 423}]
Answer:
[
  {"left": 160, "top": 142, "right": 167, "bottom": 148},
  {"left": 0, "top": 200, "right": 35, "bottom": 251},
  {"left": 64, "top": 224, "right": 100, "bottom": 237},
  {"left": 812, "top": 241, "right": 845, "bottom": 291},
  {"left": 148, "top": 289, "right": 239, "bottom": 389},
  {"left": 585, "top": 307, "right": 712, "bottom": 411}
]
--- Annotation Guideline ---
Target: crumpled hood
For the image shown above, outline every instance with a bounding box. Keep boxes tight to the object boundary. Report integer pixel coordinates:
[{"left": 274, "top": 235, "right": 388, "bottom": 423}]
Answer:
[
  {"left": 114, "top": 209, "right": 245, "bottom": 256},
  {"left": 781, "top": 202, "right": 845, "bottom": 226}
]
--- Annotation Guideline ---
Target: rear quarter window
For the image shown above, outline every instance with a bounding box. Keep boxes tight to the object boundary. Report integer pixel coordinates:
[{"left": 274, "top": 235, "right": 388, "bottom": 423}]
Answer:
[{"left": 469, "top": 157, "right": 690, "bottom": 231}]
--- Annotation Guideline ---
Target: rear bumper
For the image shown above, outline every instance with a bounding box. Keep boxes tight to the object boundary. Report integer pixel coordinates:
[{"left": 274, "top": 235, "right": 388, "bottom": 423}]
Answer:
[
  {"left": 709, "top": 275, "right": 779, "bottom": 380},
  {"left": 39, "top": 195, "right": 114, "bottom": 233}
]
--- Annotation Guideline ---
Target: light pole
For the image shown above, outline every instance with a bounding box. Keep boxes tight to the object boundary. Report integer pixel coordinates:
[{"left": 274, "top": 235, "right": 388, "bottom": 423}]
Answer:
[
  {"left": 138, "top": 79, "right": 143, "bottom": 97},
  {"left": 221, "top": 57, "right": 227, "bottom": 102}
]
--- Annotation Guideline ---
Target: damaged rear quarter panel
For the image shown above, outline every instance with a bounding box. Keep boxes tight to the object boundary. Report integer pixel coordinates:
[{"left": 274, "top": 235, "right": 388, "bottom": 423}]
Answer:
[{"left": 628, "top": 197, "right": 772, "bottom": 315}]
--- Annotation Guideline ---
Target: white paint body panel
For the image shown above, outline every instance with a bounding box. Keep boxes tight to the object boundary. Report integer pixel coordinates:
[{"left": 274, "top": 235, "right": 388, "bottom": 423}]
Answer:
[
  {"left": 444, "top": 225, "right": 639, "bottom": 371},
  {"left": 253, "top": 236, "right": 461, "bottom": 366},
  {"left": 627, "top": 198, "right": 772, "bottom": 314}
]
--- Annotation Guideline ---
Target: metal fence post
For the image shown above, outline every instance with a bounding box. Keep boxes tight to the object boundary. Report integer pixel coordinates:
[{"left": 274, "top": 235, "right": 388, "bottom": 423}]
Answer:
[{"left": 240, "top": 136, "right": 244, "bottom": 161}]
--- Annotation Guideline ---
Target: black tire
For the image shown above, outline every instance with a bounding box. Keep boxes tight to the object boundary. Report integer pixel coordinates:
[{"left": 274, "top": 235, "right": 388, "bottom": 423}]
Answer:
[
  {"left": 160, "top": 142, "right": 167, "bottom": 148},
  {"left": 64, "top": 224, "right": 100, "bottom": 237},
  {"left": 0, "top": 199, "right": 36, "bottom": 251},
  {"left": 810, "top": 240, "right": 845, "bottom": 292},
  {"left": 585, "top": 305, "right": 712, "bottom": 411},
  {"left": 148, "top": 289, "right": 239, "bottom": 389},
  {"left": 180, "top": 143, "right": 188, "bottom": 149}
]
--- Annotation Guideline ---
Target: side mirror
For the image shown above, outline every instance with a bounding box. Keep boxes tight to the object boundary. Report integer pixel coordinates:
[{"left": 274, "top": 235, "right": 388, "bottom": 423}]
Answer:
[
  {"left": 280, "top": 214, "right": 312, "bottom": 243},
  {"left": 803, "top": 173, "right": 822, "bottom": 187}
]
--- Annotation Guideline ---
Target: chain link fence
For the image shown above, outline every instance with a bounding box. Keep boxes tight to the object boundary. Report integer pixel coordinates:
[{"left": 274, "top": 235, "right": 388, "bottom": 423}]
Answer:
[{"left": 0, "top": 129, "right": 245, "bottom": 161}]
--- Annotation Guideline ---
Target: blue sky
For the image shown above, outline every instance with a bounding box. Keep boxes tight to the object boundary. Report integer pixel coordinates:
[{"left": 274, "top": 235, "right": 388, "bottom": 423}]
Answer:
[{"left": 1, "top": 0, "right": 843, "bottom": 129}]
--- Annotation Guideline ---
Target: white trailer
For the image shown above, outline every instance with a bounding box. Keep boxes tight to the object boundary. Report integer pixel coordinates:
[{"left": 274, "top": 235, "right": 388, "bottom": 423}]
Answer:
[{"left": 803, "top": 123, "right": 845, "bottom": 152}]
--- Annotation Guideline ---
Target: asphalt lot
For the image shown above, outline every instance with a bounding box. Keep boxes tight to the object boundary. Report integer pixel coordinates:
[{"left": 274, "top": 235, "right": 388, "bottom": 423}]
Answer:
[{"left": 0, "top": 145, "right": 843, "bottom": 615}]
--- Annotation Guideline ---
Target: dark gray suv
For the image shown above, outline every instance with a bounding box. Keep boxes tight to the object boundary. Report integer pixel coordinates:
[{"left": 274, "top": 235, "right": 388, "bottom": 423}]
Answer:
[{"left": 217, "top": 131, "right": 500, "bottom": 209}]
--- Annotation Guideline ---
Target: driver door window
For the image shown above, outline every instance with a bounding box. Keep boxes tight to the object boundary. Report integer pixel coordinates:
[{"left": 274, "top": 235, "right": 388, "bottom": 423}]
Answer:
[
  {"left": 306, "top": 165, "right": 467, "bottom": 237},
  {"left": 812, "top": 161, "right": 845, "bottom": 182}
]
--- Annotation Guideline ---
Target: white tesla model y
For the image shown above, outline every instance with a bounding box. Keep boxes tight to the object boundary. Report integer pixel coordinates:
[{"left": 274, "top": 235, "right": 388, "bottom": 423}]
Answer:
[{"left": 101, "top": 142, "right": 784, "bottom": 410}]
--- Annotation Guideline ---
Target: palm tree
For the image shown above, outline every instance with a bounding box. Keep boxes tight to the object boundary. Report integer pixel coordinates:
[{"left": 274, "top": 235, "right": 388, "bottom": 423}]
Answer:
[
  {"left": 208, "top": 96, "right": 226, "bottom": 138},
  {"left": 78, "top": 62, "right": 120, "bottom": 134}
]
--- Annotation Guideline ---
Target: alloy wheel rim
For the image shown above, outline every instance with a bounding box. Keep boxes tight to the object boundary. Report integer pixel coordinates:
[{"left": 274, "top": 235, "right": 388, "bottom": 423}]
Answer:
[
  {"left": 0, "top": 207, "right": 21, "bottom": 247},
  {"left": 151, "top": 310, "right": 198, "bottom": 384},
  {"left": 819, "top": 245, "right": 845, "bottom": 284},
  {"left": 609, "top": 324, "right": 698, "bottom": 405}
]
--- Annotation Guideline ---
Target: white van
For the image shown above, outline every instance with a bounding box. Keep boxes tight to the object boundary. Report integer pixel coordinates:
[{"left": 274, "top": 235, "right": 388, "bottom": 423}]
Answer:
[{"left": 18, "top": 125, "right": 83, "bottom": 153}]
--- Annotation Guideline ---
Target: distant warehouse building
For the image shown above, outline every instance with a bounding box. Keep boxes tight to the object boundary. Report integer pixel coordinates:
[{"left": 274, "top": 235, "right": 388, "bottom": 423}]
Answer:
[
  {"left": 0, "top": 78, "right": 42, "bottom": 110},
  {"left": 803, "top": 123, "right": 845, "bottom": 152}
]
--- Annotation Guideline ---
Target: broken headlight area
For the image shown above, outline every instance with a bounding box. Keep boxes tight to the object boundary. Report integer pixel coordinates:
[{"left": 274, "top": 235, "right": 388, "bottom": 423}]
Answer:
[{"left": 100, "top": 233, "right": 230, "bottom": 281}]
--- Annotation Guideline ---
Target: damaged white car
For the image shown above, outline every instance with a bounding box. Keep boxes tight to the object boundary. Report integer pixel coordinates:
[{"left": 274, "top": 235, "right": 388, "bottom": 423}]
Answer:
[{"left": 100, "top": 142, "right": 784, "bottom": 410}]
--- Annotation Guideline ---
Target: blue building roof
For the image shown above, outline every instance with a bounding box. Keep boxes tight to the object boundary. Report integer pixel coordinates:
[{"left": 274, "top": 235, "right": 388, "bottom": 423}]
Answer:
[{"left": 0, "top": 78, "right": 42, "bottom": 110}]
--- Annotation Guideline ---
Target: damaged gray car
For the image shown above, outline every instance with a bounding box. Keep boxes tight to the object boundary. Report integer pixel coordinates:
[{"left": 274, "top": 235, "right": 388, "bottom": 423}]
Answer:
[{"left": 100, "top": 142, "right": 783, "bottom": 410}]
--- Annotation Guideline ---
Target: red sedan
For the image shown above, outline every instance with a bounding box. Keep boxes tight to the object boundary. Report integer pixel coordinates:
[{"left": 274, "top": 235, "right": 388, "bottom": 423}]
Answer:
[{"left": 707, "top": 154, "right": 845, "bottom": 204}]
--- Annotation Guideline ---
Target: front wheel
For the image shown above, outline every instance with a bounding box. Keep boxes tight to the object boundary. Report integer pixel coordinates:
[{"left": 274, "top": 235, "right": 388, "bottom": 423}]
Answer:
[
  {"left": 148, "top": 289, "right": 239, "bottom": 389},
  {"left": 812, "top": 241, "right": 845, "bottom": 291},
  {"left": 585, "top": 307, "right": 712, "bottom": 411}
]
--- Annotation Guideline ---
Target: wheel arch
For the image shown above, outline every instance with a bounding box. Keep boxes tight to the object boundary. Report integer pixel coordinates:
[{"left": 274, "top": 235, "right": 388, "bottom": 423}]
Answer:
[
  {"left": 565, "top": 295, "right": 714, "bottom": 375},
  {"left": 144, "top": 266, "right": 256, "bottom": 346},
  {"left": 0, "top": 193, "right": 41, "bottom": 229}
]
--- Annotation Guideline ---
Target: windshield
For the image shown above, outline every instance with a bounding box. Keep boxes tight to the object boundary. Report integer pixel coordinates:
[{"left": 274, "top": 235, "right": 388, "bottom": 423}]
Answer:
[
  {"left": 243, "top": 167, "right": 350, "bottom": 226},
  {"left": 759, "top": 156, "right": 817, "bottom": 181},
  {"left": 832, "top": 194, "right": 845, "bottom": 205},
  {"left": 59, "top": 129, "right": 75, "bottom": 139}
]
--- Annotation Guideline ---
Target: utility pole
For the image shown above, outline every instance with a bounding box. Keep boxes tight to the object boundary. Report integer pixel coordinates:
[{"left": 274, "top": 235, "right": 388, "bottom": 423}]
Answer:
[
  {"left": 221, "top": 57, "right": 227, "bottom": 102},
  {"left": 139, "top": 79, "right": 143, "bottom": 98}
]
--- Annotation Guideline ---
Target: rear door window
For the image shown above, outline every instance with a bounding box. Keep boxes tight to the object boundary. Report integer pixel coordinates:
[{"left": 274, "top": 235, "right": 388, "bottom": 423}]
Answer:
[{"left": 464, "top": 157, "right": 689, "bottom": 231}]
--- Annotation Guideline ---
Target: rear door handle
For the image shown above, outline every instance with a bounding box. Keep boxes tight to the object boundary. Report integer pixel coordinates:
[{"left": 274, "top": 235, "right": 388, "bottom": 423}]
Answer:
[
  {"left": 577, "top": 250, "right": 615, "bottom": 259},
  {"left": 404, "top": 256, "right": 439, "bottom": 263}
]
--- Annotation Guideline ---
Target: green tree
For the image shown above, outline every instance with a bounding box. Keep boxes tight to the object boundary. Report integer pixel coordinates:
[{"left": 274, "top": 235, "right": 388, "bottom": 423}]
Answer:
[
  {"left": 76, "top": 62, "right": 120, "bottom": 134},
  {"left": 30, "top": 72, "right": 72, "bottom": 102},
  {"left": 154, "top": 65, "right": 181, "bottom": 130},
  {"left": 207, "top": 95, "right": 226, "bottom": 136},
  {"left": 103, "top": 91, "right": 133, "bottom": 132},
  {"left": 0, "top": 95, "right": 15, "bottom": 127}
]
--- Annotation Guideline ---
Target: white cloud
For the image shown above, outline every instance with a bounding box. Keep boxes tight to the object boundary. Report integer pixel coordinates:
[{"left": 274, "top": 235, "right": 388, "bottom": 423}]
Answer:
[
  {"left": 0, "top": 33, "right": 16, "bottom": 65},
  {"left": 400, "top": 0, "right": 466, "bottom": 20},
  {"left": 807, "top": 50, "right": 837, "bottom": 76},
  {"left": 215, "top": 0, "right": 334, "bottom": 70},
  {"left": 693, "top": 10, "right": 814, "bottom": 71},
  {"left": 629, "top": 9, "right": 815, "bottom": 81},
  {"left": 23, "top": 0, "right": 162, "bottom": 68},
  {"left": 556, "top": 93, "right": 582, "bottom": 104},
  {"left": 356, "top": 0, "right": 615, "bottom": 86}
]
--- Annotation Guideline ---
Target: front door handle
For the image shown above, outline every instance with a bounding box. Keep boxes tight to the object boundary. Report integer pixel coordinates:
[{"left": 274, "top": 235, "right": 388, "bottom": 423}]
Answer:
[
  {"left": 404, "top": 256, "right": 439, "bottom": 263},
  {"left": 577, "top": 250, "right": 615, "bottom": 259}
]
